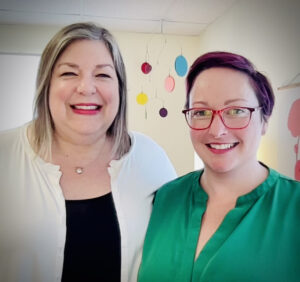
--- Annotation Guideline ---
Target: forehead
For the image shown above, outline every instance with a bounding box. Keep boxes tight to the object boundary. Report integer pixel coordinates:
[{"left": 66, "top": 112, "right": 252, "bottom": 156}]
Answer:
[
  {"left": 189, "top": 67, "right": 258, "bottom": 106},
  {"left": 56, "top": 39, "right": 113, "bottom": 64}
]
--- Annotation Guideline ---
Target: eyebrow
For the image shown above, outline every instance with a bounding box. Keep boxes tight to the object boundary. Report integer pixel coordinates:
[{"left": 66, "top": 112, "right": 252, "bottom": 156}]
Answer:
[
  {"left": 192, "top": 98, "right": 248, "bottom": 107},
  {"left": 56, "top": 62, "right": 114, "bottom": 70}
]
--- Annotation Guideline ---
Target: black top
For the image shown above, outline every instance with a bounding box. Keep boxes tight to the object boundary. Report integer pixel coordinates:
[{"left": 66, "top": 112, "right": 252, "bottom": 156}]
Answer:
[{"left": 62, "top": 192, "right": 121, "bottom": 282}]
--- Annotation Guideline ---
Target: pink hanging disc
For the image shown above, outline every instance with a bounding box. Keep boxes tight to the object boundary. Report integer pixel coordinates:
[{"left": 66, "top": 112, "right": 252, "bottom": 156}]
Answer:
[{"left": 165, "top": 75, "right": 175, "bottom": 92}]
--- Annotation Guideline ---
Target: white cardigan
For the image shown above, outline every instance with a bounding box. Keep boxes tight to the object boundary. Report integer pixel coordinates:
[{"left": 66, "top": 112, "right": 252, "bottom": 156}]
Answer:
[{"left": 0, "top": 124, "right": 177, "bottom": 282}]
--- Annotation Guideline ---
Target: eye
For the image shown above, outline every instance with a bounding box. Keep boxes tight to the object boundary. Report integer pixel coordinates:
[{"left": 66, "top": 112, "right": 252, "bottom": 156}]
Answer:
[
  {"left": 192, "top": 109, "right": 212, "bottom": 119},
  {"left": 226, "top": 107, "right": 248, "bottom": 116},
  {"left": 96, "top": 73, "right": 111, "bottom": 78},
  {"left": 60, "top": 72, "right": 77, "bottom": 77}
]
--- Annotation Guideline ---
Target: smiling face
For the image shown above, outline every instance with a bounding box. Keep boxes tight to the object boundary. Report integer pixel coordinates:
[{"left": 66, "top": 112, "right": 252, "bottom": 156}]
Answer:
[
  {"left": 49, "top": 39, "right": 119, "bottom": 142},
  {"left": 189, "top": 67, "right": 267, "bottom": 174}
]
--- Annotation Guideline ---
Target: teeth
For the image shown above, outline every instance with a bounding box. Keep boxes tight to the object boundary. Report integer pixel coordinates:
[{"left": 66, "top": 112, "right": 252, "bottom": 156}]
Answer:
[
  {"left": 73, "top": 105, "right": 99, "bottom": 110},
  {"left": 210, "top": 143, "right": 235, "bottom": 150}
]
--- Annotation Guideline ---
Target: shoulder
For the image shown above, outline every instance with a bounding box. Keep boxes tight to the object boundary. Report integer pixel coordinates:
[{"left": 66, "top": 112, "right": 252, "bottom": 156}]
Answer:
[
  {"left": 0, "top": 124, "right": 35, "bottom": 163},
  {"left": 113, "top": 131, "right": 177, "bottom": 189},
  {"left": 0, "top": 126, "right": 21, "bottom": 140},
  {"left": 0, "top": 126, "right": 23, "bottom": 151},
  {"left": 148, "top": 171, "right": 201, "bottom": 225},
  {"left": 0, "top": 125, "right": 28, "bottom": 175},
  {"left": 270, "top": 168, "right": 300, "bottom": 191},
  {"left": 128, "top": 131, "right": 176, "bottom": 169},
  {"left": 263, "top": 169, "right": 300, "bottom": 230},
  {"left": 155, "top": 170, "right": 201, "bottom": 203},
  {"left": 130, "top": 131, "right": 166, "bottom": 152},
  {"left": 268, "top": 168, "right": 300, "bottom": 205}
]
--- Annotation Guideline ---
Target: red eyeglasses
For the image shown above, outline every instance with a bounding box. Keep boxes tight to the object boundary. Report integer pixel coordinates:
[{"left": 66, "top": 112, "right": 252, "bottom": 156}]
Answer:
[{"left": 182, "top": 106, "right": 262, "bottom": 130}]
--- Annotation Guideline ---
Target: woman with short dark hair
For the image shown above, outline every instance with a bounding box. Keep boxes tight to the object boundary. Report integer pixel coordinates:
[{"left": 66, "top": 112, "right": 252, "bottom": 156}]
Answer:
[{"left": 138, "top": 51, "right": 300, "bottom": 282}]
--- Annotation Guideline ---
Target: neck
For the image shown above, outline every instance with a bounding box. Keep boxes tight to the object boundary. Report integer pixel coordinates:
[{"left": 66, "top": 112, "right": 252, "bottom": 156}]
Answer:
[
  {"left": 201, "top": 161, "right": 268, "bottom": 201},
  {"left": 52, "top": 131, "right": 113, "bottom": 168}
]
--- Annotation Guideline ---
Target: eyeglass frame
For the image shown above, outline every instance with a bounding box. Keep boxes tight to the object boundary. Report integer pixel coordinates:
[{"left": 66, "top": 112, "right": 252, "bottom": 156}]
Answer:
[{"left": 182, "top": 106, "right": 262, "bottom": 130}]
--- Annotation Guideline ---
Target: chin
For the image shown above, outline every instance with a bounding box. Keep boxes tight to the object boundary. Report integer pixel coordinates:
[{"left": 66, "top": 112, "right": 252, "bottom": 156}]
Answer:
[
  {"left": 67, "top": 127, "right": 100, "bottom": 139},
  {"left": 205, "top": 160, "right": 238, "bottom": 174},
  {"left": 72, "top": 120, "right": 108, "bottom": 134}
]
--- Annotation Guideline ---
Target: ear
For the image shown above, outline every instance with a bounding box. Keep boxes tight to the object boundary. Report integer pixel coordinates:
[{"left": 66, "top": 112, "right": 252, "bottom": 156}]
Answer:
[{"left": 261, "top": 120, "right": 268, "bottom": 135}]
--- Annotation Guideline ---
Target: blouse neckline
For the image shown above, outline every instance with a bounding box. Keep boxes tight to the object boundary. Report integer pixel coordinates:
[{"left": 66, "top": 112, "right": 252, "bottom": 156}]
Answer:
[{"left": 192, "top": 164, "right": 278, "bottom": 207}]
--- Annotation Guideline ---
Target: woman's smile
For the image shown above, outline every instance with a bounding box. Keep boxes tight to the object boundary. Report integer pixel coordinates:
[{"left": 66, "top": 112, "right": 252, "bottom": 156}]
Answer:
[
  {"left": 70, "top": 103, "right": 102, "bottom": 115},
  {"left": 206, "top": 142, "right": 239, "bottom": 154}
]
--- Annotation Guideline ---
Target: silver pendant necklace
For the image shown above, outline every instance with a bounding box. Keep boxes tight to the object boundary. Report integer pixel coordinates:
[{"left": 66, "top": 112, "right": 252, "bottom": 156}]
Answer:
[{"left": 75, "top": 167, "right": 84, "bottom": 175}]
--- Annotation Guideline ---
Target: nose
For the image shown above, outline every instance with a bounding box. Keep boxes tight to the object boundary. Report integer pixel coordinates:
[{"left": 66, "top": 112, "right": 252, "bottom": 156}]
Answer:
[
  {"left": 208, "top": 114, "right": 228, "bottom": 138},
  {"left": 77, "top": 75, "right": 96, "bottom": 96}
]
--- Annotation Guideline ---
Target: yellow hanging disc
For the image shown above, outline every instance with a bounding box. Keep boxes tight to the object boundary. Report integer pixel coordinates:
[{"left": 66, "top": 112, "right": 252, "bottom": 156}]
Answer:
[{"left": 136, "top": 92, "right": 148, "bottom": 105}]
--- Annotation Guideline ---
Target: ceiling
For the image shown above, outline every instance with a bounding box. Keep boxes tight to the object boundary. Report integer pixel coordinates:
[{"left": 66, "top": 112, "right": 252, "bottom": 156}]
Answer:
[{"left": 0, "top": 0, "right": 238, "bottom": 35}]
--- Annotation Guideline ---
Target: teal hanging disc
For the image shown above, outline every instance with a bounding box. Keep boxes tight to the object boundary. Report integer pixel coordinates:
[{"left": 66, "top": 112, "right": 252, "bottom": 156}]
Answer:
[{"left": 175, "top": 55, "right": 188, "bottom": 77}]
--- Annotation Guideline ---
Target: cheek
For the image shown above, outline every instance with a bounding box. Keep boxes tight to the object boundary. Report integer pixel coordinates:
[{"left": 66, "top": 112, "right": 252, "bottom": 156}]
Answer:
[
  {"left": 48, "top": 89, "right": 60, "bottom": 115},
  {"left": 109, "top": 87, "right": 120, "bottom": 110},
  {"left": 101, "top": 83, "right": 119, "bottom": 103},
  {"left": 50, "top": 77, "right": 73, "bottom": 98},
  {"left": 190, "top": 130, "right": 205, "bottom": 148},
  {"left": 113, "top": 90, "right": 120, "bottom": 106},
  {"left": 48, "top": 84, "right": 70, "bottom": 118},
  {"left": 240, "top": 123, "right": 264, "bottom": 150},
  {"left": 105, "top": 92, "right": 119, "bottom": 114}
]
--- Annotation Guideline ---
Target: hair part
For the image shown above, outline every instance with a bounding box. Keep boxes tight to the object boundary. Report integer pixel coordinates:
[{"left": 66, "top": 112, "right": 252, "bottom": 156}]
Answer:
[
  {"left": 185, "top": 51, "right": 275, "bottom": 122},
  {"left": 32, "top": 22, "right": 130, "bottom": 160}
]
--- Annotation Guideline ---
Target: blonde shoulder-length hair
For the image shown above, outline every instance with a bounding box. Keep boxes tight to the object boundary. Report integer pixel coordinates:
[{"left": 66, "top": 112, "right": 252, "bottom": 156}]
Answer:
[{"left": 31, "top": 22, "right": 130, "bottom": 160}]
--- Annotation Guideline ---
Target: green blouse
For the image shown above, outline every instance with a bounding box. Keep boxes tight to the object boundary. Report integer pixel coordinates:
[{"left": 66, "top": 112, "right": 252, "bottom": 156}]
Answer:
[{"left": 138, "top": 167, "right": 300, "bottom": 282}]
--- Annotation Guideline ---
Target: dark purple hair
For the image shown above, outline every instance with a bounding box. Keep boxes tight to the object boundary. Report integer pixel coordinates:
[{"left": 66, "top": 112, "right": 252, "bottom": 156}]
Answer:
[{"left": 185, "top": 51, "right": 275, "bottom": 122}]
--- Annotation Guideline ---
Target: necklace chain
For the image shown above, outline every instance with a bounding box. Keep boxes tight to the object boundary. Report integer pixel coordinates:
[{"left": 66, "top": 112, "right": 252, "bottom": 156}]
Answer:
[
  {"left": 73, "top": 137, "right": 108, "bottom": 175},
  {"left": 54, "top": 136, "right": 108, "bottom": 176}
]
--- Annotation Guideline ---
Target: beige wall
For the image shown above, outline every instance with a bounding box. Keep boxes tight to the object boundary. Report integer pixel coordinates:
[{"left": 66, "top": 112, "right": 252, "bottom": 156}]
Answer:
[
  {"left": 115, "top": 32, "right": 198, "bottom": 176},
  {"left": 196, "top": 0, "right": 300, "bottom": 177},
  {"left": 0, "top": 24, "right": 197, "bottom": 176}
]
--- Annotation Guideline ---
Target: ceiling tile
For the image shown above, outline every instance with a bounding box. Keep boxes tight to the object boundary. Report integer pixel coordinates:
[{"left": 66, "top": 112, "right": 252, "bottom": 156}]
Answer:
[
  {"left": 83, "top": 0, "right": 174, "bottom": 19},
  {"left": 162, "top": 20, "right": 206, "bottom": 35},
  {"left": 165, "top": 0, "right": 237, "bottom": 23}
]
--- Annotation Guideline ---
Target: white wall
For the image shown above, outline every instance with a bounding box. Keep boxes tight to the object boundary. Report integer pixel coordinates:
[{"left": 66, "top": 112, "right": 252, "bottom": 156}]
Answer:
[
  {"left": 0, "top": 54, "right": 39, "bottom": 131},
  {"left": 196, "top": 0, "right": 300, "bottom": 178}
]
